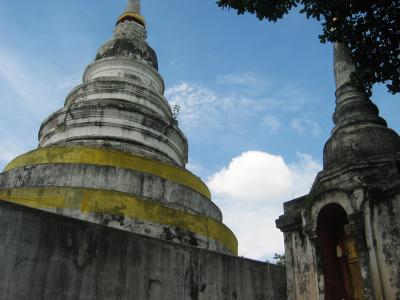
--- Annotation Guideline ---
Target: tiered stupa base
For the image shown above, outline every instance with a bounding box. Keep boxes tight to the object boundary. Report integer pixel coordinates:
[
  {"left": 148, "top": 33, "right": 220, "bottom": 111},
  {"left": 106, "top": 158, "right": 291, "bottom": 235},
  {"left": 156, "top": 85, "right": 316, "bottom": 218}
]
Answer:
[{"left": 0, "top": 146, "right": 237, "bottom": 255}]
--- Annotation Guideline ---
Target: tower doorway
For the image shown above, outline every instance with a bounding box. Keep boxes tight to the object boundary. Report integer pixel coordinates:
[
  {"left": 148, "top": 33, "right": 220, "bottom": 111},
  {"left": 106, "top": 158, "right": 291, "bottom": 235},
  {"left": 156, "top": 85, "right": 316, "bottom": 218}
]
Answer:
[{"left": 317, "top": 203, "right": 365, "bottom": 300}]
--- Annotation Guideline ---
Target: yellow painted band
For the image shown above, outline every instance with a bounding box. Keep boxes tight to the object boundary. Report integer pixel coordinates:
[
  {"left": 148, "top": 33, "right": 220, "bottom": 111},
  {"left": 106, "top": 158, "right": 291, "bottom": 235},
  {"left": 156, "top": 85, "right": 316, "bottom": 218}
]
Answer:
[
  {"left": 4, "top": 146, "right": 211, "bottom": 200},
  {"left": 0, "top": 187, "right": 237, "bottom": 255}
]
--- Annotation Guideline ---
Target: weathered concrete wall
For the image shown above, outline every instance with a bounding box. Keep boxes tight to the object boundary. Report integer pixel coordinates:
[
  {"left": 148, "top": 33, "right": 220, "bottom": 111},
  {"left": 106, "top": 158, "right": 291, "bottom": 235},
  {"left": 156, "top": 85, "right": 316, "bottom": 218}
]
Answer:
[
  {"left": 0, "top": 201, "right": 286, "bottom": 300},
  {"left": 369, "top": 194, "right": 400, "bottom": 299},
  {"left": 277, "top": 196, "right": 319, "bottom": 300},
  {"left": 283, "top": 231, "right": 318, "bottom": 300}
]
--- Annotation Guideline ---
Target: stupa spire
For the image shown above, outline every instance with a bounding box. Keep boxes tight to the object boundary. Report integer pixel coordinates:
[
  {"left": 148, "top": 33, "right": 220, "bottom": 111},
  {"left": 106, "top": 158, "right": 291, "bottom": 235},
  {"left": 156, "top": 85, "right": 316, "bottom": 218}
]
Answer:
[
  {"left": 333, "top": 42, "right": 358, "bottom": 90},
  {"left": 125, "top": 0, "right": 141, "bottom": 14},
  {"left": 331, "top": 43, "right": 387, "bottom": 134},
  {"left": 322, "top": 43, "right": 400, "bottom": 169}
]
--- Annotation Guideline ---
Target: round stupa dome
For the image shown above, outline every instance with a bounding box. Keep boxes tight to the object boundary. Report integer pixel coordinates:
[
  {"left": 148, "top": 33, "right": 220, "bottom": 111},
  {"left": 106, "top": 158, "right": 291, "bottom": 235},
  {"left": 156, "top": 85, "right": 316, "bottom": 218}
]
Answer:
[{"left": 95, "top": 37, "right": 158, "bottom": 70}]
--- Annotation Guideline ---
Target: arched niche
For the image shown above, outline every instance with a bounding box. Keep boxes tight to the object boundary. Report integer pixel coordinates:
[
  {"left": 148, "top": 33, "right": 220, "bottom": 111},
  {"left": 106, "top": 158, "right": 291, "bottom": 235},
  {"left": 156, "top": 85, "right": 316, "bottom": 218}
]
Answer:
[
  {"left": 316, "top": 203, "right": 365, "bottom": 300},
  {"left": 307, "top": 190, "right": 355, "bottom": 238}
]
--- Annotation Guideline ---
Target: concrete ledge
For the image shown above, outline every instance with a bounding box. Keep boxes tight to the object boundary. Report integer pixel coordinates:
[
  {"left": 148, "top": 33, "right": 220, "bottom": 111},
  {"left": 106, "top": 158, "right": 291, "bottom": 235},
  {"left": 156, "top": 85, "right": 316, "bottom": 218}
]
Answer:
[
  {"left": 0, "top": 164, "right": 221, "bottom": 220},
  {"left": 64, "top": 80, "right": 171, "bottom": 119},
  {"left": 0, "top": 201, "right": 286, "bottom": 300},
  {"left": 0, "top": 187, "right": 236, "bottom": 254},
  {"left": 4, "top": 146, "right": 208, "bottom": 200}
]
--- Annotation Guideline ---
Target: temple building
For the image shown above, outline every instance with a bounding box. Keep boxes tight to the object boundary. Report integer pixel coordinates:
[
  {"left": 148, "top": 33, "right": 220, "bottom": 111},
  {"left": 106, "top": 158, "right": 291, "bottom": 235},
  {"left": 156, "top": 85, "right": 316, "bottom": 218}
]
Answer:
[
  {"left": 277, "top": 43, "right": 400, "bottom": 299},
  {"left": 0, "top": 1, "right": 286, "bottom": 299},
  {"left": 2, "top": 1, "right": 398, "bottom": 299}
]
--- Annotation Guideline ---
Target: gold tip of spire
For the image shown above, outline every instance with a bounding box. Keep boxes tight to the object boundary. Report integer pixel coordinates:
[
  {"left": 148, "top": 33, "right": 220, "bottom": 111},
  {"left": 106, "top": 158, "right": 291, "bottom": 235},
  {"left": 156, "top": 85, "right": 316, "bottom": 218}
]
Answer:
[
  {"left": 116, "top": 12, "right": 145, "bottom": 27},
  {"left": 116, "top": 0, "right": 145, "bottom": 27}
]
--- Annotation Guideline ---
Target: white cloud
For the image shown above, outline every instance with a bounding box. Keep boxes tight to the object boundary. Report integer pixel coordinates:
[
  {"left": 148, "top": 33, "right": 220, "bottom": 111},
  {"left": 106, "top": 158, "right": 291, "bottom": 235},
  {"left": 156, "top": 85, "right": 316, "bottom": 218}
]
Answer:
[
  {"left": 261, "top": 115, "right": 281, "bottom": 132},
  {"left": 208, "top": 152, "right": 292, "bottom": 203},
  {"left": 290, "top": 118, "right": 305, "bottom": 134},
  {"left": 165, "top": 74, "right": 316, "bottom": 134},
  {"left": 207, "top": 151, "right": 321, "bottom": 260},
  {"left": 165, "top": 82, "right": 219, "bottom": 127},
  {"left": 216, "top": 71, "right": 270, "bottom": 89},
  {"left": 269, "top": 83, "right": 315, "bottom": 112},
  {"left": 291, "top": 117, "right": 321, "bottom": 136},
  {"left": 165, "top": 82, "right": 254, "bottom": 132}
]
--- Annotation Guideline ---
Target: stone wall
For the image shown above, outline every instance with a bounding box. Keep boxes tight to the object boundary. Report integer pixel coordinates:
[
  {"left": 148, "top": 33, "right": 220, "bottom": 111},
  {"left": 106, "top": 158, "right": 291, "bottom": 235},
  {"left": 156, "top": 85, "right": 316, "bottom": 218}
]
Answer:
[
  {"left": 0, "top": 201, "right": 286, "bottom": 300},
  {"left": 369, "top": 194, "right": 400, "bottom": 298}
]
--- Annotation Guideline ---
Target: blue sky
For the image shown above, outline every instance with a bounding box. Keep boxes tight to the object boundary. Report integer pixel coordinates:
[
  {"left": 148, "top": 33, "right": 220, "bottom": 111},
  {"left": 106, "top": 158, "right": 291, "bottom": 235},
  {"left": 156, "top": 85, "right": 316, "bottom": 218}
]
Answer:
[{"left": 1, "top": 0, "right": 399, "bottom": 260}]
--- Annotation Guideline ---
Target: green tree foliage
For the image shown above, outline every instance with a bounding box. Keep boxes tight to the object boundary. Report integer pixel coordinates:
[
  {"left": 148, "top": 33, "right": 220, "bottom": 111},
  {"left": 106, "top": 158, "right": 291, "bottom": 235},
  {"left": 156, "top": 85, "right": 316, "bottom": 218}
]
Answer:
[
  {"left": 273, "top": 253, "right": 286, "bottom": 267},
  {"left": 217, "top": 0, "right": 400, "bottom": 95}
]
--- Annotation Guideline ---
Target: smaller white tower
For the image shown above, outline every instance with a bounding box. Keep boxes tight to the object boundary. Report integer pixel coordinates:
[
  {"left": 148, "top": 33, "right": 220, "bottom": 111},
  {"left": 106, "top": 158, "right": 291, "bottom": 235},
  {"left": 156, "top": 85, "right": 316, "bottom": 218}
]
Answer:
[{"left": 277, "top": 43, "right": 400, "bottom": 299}]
